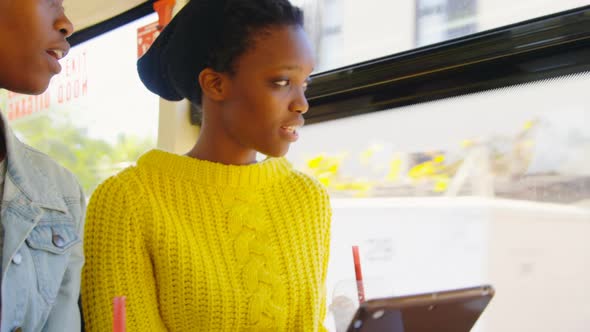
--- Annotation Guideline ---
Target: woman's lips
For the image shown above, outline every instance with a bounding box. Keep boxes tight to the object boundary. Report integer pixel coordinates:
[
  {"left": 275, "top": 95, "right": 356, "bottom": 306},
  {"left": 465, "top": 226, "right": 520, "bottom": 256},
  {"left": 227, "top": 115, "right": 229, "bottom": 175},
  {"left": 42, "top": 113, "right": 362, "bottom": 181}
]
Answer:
[
  {"left": 279, "top": 125, "right": 301, "bottom": 142},
  {"left": 46, "top": 49, "right": 65, "bottom": 59},
  {"left": 45, "top": 51, "right": 62, "bottom": 73}
]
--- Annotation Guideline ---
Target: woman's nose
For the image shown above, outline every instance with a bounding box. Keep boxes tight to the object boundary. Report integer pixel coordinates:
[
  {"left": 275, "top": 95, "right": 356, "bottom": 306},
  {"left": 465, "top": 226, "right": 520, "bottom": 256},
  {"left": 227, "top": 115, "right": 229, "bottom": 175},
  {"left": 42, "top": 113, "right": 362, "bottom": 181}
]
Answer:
[
  {"left": 289, "top": 87, "right": 309, "bottom": 114},
  {"left": 56, "top": 13, "right": 75, "bottom": 38}
]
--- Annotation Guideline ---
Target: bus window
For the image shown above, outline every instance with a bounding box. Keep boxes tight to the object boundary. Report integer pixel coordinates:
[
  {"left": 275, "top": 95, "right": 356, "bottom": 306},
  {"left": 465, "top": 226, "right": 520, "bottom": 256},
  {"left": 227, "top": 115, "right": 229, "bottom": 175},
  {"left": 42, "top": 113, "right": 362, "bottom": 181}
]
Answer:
[{"left": 292, "top": 0, "right": 588, "bottom": 72}]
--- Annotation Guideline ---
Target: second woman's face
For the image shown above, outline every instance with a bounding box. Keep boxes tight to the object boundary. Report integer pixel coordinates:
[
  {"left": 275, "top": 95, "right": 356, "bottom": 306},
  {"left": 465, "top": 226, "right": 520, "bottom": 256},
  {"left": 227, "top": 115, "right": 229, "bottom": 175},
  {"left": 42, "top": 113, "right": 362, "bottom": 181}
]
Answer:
[
  {"left": 220, "top": 25, "right": 315, "bottom": 159},
  {"left": 0, "top": 0, "right": 74, "bottom": 94}
]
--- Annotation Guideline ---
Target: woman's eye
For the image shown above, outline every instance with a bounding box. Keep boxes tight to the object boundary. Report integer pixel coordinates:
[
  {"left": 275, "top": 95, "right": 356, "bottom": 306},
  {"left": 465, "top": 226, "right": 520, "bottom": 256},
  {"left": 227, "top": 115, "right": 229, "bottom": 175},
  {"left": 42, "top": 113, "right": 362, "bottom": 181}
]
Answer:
[{"left": 274, "top": 80, "right": 290, "bottom": 87}]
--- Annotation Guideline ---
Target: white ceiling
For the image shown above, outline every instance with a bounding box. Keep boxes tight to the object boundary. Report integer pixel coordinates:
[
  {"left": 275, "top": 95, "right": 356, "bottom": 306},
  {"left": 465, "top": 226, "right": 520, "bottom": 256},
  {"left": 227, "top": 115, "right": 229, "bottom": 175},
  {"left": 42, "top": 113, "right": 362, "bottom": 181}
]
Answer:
[{"left": 64, "top": 0, "right": 149, "bottom": 31}]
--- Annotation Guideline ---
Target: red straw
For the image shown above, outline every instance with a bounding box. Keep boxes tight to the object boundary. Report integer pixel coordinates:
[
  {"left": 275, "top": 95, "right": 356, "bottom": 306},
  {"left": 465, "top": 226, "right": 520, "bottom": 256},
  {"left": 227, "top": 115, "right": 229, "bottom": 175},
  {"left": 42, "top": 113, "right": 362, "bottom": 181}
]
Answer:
[
  {"left": 113, "top": 296, "right": 126, "bottom": 332},
  {"left": 352, "top": 245, "right": 365, "bottom": 303}
]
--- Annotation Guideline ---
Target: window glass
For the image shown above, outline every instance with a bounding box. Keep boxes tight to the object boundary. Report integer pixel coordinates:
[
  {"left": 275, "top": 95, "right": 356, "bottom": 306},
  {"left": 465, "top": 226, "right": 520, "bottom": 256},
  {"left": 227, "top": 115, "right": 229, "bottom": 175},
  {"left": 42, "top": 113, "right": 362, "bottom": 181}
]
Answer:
[
  {"left": 294, "top": 74, "right": 590, "bottom": 203},
  {"left": 292, "top": 0, "right": 589, "bottom": 72}
]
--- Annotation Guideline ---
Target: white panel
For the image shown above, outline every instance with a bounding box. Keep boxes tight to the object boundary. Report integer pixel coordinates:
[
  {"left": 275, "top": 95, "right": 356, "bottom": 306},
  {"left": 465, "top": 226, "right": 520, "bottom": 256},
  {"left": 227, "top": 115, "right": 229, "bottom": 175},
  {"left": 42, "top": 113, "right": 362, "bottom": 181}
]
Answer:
[{"left": 64, "top": 0, "right": 149, "bottom": 31}]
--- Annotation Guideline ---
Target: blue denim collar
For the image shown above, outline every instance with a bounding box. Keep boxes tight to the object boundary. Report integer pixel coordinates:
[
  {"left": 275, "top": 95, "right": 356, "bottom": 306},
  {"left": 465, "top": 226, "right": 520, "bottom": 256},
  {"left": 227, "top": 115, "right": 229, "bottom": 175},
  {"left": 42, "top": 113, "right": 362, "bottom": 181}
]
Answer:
[{"left": 0, "top": 112, "right": 67, "bottom": 213}]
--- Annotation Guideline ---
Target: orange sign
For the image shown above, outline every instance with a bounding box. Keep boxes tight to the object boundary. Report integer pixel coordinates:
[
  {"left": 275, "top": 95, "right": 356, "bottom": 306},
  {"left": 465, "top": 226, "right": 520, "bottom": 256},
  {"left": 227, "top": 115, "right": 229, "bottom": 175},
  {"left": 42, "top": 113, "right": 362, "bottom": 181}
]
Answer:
[
  {"left": 154, "top": 0, "right": 176, "bottom": 30},
  {"left": 137, "top": 22, "right": 160, "bottom": 59}
]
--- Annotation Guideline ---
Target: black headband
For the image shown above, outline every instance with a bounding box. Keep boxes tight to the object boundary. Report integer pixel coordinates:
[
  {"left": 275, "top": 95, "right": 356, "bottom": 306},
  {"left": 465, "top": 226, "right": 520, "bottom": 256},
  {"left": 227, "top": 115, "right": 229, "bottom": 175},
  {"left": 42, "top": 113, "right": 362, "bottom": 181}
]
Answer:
[{"left": 137, "top": 0, "right": 227, "bottom": 101}]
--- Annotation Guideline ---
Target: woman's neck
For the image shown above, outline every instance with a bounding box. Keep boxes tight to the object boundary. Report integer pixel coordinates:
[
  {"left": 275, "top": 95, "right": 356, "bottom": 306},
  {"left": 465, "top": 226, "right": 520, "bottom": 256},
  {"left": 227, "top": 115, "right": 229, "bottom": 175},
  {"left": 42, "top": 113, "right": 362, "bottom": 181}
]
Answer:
[{"left": 186, "top": 124, "right": 257, "bottom": 166}]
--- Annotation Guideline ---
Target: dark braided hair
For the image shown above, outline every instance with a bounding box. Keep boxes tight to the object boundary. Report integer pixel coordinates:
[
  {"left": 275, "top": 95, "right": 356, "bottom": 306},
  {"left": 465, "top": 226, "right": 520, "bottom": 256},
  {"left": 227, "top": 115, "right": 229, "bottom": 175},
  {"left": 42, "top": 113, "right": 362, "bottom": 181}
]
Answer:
[{"left": 138, "top": 0, "right": 304, "bottom": 106}]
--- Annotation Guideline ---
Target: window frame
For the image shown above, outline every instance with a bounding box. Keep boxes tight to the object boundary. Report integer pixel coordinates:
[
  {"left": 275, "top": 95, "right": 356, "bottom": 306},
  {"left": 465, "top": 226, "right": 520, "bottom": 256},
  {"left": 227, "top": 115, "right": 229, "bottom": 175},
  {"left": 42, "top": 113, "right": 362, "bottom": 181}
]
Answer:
[
  {"left": 68, "top": 1, "right": 155, "bottom": 47},
  {"left": 303, "top": 5, "right": 590, "bottom": 124}
]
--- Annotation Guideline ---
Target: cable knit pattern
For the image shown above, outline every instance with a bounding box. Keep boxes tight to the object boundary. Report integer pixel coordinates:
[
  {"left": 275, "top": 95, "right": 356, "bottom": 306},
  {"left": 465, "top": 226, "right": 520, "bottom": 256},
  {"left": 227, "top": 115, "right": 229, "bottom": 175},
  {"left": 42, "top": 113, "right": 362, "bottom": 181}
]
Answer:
[{"left": 82, "top": 149, "right": 331, "bottom": 332}]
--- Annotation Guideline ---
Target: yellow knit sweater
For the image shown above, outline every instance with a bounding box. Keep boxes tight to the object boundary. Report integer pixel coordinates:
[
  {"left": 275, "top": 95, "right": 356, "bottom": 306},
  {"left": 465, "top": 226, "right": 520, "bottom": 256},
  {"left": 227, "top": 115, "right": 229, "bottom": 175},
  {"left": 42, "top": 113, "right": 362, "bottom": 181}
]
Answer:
[{"left": 82, "top": 150, "right": 331, "bottom": 332}]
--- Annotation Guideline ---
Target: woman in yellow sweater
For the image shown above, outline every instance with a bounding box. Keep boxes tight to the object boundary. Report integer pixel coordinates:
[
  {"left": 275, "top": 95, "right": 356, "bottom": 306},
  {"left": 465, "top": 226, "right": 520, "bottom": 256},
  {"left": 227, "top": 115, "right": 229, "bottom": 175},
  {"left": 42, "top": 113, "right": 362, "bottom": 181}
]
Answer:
[{"left": 81, "top": 0, "right": 331, "bottom": 331}]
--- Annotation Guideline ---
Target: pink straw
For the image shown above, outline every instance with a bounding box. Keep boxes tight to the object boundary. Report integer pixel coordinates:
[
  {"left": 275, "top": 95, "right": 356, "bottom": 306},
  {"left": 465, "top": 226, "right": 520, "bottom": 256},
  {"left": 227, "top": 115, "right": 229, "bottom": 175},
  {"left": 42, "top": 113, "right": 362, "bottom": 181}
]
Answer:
[
  {"left": 113, "top": 296, "right": 126, "bottom": 332},
  {"left": 352, "top": 246, "right": 365, "bottom": 303}
]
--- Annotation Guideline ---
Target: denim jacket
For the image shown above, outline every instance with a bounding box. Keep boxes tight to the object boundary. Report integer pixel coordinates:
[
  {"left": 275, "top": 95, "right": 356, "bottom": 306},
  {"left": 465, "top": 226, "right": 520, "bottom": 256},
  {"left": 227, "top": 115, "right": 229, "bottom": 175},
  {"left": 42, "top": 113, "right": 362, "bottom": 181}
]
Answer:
[{"left": 0, "top": 113, "right": 85, "bottom": 332}]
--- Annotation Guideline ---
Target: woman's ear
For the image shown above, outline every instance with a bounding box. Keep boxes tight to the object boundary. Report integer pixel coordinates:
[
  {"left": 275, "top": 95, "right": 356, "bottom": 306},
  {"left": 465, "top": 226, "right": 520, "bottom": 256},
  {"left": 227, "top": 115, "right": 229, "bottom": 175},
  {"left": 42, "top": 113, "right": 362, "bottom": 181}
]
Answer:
[{"left": 198, "top": 68, "right": 229, "bottom": 102}]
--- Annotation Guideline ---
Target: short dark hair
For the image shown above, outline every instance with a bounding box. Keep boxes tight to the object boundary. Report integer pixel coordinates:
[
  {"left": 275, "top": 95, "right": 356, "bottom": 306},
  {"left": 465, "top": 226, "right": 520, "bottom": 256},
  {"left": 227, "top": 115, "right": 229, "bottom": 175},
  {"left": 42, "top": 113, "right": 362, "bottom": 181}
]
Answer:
[
  {"left": 209, "top": 0, "right": 304, "bottom": 74},
  {"left": 137, "top": 0, "right": 304, "bottom": 106}
]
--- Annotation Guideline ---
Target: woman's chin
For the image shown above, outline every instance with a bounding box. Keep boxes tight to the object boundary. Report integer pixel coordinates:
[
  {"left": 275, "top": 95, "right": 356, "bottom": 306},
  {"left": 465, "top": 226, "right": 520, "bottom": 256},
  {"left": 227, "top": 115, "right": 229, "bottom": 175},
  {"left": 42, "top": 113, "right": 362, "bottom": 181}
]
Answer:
[
  {"left": 259, "top": 145, "right": 290, "bottom": 159},
  {"left": 17, "top": 78, "right": 51, "bottom": 95}
]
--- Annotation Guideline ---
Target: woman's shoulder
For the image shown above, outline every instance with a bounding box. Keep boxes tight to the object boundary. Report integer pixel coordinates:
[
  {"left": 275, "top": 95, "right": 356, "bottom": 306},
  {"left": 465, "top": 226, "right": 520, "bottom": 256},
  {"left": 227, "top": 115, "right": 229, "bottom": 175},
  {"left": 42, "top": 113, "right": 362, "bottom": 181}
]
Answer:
[
  {"left": 285, "top": 168, "right": 330, "bottom": 199},
  {"left": 94, "top": 149, "right": 163, "bottom": 192},
  {"left": 91, "top": 164, "right": 146, "bottom": 201},
  {"left": 287, "top": 167, "right": 324, "bottom": 186}
]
